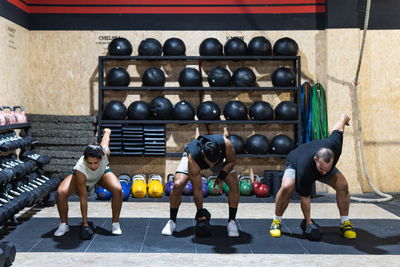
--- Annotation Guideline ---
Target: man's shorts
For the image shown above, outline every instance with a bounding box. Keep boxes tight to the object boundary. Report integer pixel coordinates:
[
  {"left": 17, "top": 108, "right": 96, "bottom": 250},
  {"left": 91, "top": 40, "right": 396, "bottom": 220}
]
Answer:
[
  {"left": 176, "top": 153, "right": 236, "bottom": 176},
  {"left": 282, "top": 160, "right": 340, "bottom": 185}
]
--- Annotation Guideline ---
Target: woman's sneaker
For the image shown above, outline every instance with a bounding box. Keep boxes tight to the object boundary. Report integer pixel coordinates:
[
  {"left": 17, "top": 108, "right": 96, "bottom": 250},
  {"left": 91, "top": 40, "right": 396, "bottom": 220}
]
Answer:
[
  {"left": 161, "top": 219, "right": 176, "bottom": 235},
  {"left": 54, "top": 223, "right": 69, "bottom": 237},
  {"left": 112, "top": 222, "right": 122, "bottom": 235}
]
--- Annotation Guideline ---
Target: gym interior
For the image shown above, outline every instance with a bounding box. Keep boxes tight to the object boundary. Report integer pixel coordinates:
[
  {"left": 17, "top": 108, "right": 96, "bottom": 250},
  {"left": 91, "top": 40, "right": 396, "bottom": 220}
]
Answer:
[{"left": 0, "top": 0, "right": 400, "bottom": 266}]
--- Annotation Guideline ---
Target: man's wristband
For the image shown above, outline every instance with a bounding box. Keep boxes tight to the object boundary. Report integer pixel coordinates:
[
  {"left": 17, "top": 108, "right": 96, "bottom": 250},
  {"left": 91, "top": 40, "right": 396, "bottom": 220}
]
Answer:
[{"left": 217, "top": 171, "right": 228, "bottom": 180}]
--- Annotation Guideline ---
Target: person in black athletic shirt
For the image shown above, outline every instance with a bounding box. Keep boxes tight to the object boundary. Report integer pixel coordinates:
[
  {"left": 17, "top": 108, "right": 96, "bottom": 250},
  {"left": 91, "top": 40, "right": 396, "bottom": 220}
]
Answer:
[
  {"left": 270, "top": 114, "right": 357, "bottom": 239},
  {"left": 161, "top": 134, "right": 240, "bottom": 237}
]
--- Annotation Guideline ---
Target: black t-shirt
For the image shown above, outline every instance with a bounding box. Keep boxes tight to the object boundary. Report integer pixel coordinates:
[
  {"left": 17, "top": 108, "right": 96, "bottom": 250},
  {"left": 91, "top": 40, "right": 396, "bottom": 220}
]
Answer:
[
  {"left": 184, "top": 134, "right": 226, "bottom": 170},
  {"left": 287, "top": 130, "right": 343, "bottom": 196}
]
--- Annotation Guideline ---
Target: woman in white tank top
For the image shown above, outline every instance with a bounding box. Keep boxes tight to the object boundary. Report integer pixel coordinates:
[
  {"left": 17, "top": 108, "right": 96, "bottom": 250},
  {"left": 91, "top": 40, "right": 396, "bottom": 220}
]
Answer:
[{"left": 54, "top": 128, "right": 123, "bottom": 238}]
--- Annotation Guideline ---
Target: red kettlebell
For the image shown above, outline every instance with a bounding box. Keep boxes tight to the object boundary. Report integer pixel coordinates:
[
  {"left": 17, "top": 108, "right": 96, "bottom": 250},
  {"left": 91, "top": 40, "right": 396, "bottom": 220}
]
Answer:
[
  {"left": 13, "top": 106, "right": 28, "bottom": 123},
  {"left": 252, "top": 175, "right": 260, "bottom": 189},
  {"left": 2, "top": 106, "right": 16, "bottom": 125},
  {"left": 0, "top": 106, "right": 6, "bottom": 126},
  {"left": 254, "top": 184, "right": 270, "bottom": 197}
]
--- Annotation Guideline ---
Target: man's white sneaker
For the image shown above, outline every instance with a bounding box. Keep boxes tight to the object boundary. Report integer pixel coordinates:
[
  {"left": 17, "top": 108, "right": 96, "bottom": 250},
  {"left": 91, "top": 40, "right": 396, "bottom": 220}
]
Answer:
[
  {"left": 161, "top": 219, "right": 176, "bottom": 235},
  {"left": 54, "top": 223, "right": 69, "bottom": 237},
  {"left": 112, "top": 222, "right": 122, "bottom": 235},
  {"left": 227, "top": 220, "right": 239, "bottom": 237}
]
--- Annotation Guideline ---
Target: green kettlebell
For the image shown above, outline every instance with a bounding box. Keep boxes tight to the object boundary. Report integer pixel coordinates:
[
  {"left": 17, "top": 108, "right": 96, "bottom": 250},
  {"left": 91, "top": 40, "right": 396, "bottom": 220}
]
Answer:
[
  {"left": 239, "top": 176, "right": 254, "bottom": 196},
  {"left": 222, "top": 182, "right": 230, "bottom": 195},
  {"left": 207, "top": 177, "right": 221, "bottom": 196}
]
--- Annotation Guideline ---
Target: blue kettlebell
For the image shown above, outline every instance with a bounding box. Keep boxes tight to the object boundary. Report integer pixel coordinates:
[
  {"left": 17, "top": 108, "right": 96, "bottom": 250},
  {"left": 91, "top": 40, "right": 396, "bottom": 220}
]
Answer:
[
  {"left": 201, "top": 177, "right": 208, "bottom": 197},
  {"left": 165, "top": 180, "right": 174, "bottom": 196},
  {"left": 96, "top": 186, "right": 112, "bottom": 200},
  {"left": 182, "top": 181, "right": 193, "bottom": 196},
  {"left": 120, "top": 181, "right": 130, "bottom": 201}
]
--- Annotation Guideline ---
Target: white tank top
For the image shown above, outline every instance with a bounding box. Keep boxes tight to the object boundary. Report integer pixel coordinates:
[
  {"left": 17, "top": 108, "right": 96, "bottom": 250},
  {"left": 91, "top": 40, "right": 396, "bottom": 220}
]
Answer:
[{"left": 73, "top": 154, "right": 109, "bottom": 186}]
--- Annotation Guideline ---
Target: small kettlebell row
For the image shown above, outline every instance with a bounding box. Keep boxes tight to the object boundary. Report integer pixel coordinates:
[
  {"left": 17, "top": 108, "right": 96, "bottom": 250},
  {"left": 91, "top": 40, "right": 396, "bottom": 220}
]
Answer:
[{"left": 0, "top": 106, "right": 28, "bottom": 126}]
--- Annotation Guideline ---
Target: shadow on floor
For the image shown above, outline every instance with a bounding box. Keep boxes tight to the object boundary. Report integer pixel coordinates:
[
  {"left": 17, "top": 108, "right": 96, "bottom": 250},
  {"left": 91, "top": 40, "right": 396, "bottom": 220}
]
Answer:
[{"left": 283, "top": 226, "right": 400, "bottom": 254}]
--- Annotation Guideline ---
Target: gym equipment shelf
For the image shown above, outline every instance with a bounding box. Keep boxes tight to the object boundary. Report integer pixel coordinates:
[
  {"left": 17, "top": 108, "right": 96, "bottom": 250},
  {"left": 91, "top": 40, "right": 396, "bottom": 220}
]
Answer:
[
  {"left": 101, "top": 86, "right": 297, "bottom": 91},
  {"left": 0, "top": 123, "right": 31, "bottom": 131},
  {"left": 99, "top": 55, "right": 299, "bottom": 61},
  {"left": 98, "top": 54, "right": 301, "bottom": 158},
  {"left": 164, "top": 152, "right": 287, "bottom": 158},
  {"left": 100, "top": 120, "right": 298, "bottom": 125}
]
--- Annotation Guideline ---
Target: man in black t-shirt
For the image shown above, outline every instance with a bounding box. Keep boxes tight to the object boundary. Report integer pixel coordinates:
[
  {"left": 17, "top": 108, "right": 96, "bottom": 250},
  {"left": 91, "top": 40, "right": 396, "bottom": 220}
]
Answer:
[
  {"left": 270, "top": 114, "right": 357, "bottom": 239},
  {"left": 161, "top": 135, "right": 240, "bottom": 237}
]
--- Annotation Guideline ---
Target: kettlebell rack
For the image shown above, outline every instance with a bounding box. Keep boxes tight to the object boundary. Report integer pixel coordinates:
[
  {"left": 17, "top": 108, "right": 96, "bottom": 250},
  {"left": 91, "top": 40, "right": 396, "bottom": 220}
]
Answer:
[{"left": 97, "top": 55, "right": 301, "bottom": 158}]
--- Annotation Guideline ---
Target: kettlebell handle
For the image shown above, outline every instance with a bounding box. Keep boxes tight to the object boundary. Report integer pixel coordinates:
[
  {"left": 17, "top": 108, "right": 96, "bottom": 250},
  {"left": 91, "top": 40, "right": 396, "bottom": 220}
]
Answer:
[{"left": 13, "top": 106, "right": 25, "bottom": 112}]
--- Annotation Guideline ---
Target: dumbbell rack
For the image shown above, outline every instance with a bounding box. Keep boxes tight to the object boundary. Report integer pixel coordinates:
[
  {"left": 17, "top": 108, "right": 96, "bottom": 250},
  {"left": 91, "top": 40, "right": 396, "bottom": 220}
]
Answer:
[
  {"left": 97, "top": 55, "right": 301, "bottom": 158},
  {"left": 0, "top": 123, "right": 59, "bottom": 226}
]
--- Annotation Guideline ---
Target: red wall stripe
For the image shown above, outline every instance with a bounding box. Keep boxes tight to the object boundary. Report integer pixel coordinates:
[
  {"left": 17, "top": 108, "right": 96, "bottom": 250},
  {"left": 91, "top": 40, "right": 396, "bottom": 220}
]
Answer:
[
  {"left": 7, "top": 4, "right": 325, "bottom": 14},
  {"left": 23, "top": 0, "right": 326, "bottom": 5}
]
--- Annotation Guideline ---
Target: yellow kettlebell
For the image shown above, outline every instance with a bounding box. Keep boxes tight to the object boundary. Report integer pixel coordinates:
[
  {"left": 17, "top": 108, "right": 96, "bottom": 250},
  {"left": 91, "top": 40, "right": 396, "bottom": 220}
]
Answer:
[
  {"left": 131, "top": 174, "right": 147, "bottom": 198},
  {"left": 148, "top": 174, "right": 164, "bottom": 198}
]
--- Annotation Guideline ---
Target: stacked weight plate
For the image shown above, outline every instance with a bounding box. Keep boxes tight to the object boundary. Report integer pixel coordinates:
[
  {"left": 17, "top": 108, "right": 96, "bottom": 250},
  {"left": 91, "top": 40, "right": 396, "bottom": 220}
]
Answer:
[
  {"left": 123, "top": 126, "right": 144, "bottom": 156},
  {"left": 144, "top": 125, "right": 165, "bottom": 156},
  {"left": 101, "top": 124, "right": 123, "bottom": 155},
  {"left": 28, "top": 114, "right": 97, "bottom": 179}
]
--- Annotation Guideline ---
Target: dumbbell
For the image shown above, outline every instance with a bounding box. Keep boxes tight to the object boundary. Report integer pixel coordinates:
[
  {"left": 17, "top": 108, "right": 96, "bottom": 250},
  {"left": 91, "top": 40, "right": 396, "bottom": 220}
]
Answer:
[
  {"left": 239, "top": 175, "right": 254, "bottom": 196},
  {"left": 148, "top": 174, "right": 164, "bottom": 198},
  {"left": 20, "top": 150, "right": 51, "bottom": 167},
  {"left": 131, "top": 174, "right": 147, "bottom": 198},
  {"left": 1, "top": 156, "right": 30, "bottom": 176},
  {"left": 0, "top": 168, "right": 13, "bottom": 184}
]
